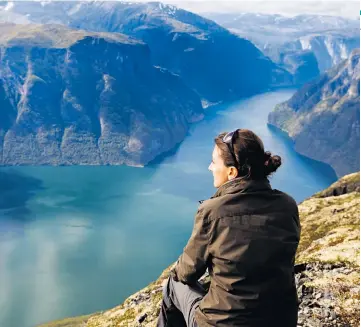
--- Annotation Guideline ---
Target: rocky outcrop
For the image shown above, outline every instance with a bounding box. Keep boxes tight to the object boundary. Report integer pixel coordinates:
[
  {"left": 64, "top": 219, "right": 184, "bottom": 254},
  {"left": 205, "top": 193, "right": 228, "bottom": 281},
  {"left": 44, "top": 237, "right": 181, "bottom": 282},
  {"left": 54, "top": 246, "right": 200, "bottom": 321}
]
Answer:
[
  {"left": 268, "top": 49, "right": 360, "bottom": 177},
  {"left": 296, "top": 172, "right": 359, "bottom": 265},
  {"left": 295, "top": 262, "right": 359, "bottom": 327},
  {"left": 205, "top": 13, "right": 359, "bottom": 85},
  {"left": 0, "top": 23, "right": 204, "bottom": 166},
  {"left": 294, "top": 172, "right": 360, "bottom": 327},
  {"left": 0, "top": 1, "right": 292, "bottom": 102},
  {"left": 314, "top": 172, "right": 360, "bottom": 198},
  {"left": 38, "top": 172, "right": 360, "bottom": 327}
]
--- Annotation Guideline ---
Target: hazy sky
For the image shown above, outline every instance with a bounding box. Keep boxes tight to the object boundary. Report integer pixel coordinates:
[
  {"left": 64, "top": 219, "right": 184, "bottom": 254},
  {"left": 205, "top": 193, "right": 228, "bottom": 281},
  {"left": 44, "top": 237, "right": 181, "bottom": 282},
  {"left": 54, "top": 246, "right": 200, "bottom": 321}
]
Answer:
[{"left": 128, "top": 0, "right": 360, "bottom": 19}]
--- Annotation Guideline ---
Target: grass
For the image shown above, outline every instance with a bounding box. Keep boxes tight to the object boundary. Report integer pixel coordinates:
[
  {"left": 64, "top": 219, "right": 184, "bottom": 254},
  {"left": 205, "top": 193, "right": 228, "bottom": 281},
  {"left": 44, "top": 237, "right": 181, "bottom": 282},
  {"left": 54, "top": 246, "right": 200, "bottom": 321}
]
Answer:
[
  {"left": 110, "top": 308, "right": 136, "bottom": 325},
  {"left": 297, "top": 221, "right": 340, "bottom": 257},
  {"left": 332, "top": 279, "right": 360, "bottom": 326},
  {"left": 38, "top": 314, "right": 96, "bottom": 327},
  {"left": 151, "top": 291, "right": 163, "bottom": 317}
]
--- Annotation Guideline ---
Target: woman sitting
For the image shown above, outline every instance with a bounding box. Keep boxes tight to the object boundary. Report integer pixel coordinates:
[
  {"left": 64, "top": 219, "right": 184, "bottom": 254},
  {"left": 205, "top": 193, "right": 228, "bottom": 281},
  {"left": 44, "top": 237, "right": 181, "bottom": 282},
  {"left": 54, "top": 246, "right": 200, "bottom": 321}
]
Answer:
[{"left": 157, "top": 129, "right": 300, "bottom": 327}]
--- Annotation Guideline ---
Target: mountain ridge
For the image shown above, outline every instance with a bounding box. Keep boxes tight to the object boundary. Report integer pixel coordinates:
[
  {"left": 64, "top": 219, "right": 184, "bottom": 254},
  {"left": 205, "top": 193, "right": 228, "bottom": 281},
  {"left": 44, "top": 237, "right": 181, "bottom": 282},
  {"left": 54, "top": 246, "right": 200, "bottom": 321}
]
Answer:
[
  {"left": 0, "top": 1, "right": 292, "bottom": 102},
  {"left": 205, "top": 12, "right": 359, "bottom": 85},
  {"left": 268, "top": 49, "right": 360, "bottom": 177},
  {"left": 0, "top": 23, "right": 204, "bottom": 166}
]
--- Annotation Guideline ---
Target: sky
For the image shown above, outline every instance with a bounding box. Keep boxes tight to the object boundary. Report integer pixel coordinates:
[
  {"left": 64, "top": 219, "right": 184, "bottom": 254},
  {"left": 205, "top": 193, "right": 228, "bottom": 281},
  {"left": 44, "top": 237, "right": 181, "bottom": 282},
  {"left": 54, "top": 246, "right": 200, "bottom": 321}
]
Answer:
[
  {"left": 125, "top": 0, "right": 360, "bottom": 19},
  {"left": 10, "top": 0, "right": 360, "bottom": 19}
]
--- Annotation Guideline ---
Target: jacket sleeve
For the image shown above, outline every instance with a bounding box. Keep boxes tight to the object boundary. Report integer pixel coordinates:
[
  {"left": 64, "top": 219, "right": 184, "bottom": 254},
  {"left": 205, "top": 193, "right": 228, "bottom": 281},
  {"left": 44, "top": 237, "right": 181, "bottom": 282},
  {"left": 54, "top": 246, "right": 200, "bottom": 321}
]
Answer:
[{"left": 173, "top": 207, "right": 211, "bottom": 284}]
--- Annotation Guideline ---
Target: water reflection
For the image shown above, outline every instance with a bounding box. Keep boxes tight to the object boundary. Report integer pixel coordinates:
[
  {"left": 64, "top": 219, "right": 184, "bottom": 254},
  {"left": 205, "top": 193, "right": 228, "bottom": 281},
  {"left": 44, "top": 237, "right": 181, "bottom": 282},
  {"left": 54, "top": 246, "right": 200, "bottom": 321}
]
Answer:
[
  {"left": 0, "top": 170, "right": 44, "bottom": 220},
  {"left": 0, "top": 170, "right": 44, "bottom": 248}
]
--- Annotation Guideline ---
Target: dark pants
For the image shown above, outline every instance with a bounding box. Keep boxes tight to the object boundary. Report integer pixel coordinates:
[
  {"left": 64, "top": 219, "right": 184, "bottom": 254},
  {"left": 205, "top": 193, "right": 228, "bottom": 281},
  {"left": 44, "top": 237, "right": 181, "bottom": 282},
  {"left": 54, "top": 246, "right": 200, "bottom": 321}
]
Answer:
[{"left": 157, "top": 277, "right": 207, "bottom": 327}]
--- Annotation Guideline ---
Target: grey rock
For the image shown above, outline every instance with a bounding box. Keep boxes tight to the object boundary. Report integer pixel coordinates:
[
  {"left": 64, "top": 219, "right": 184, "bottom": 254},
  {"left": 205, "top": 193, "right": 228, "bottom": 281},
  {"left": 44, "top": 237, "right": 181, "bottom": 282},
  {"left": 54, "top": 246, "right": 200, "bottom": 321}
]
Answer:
[{"left": 137, "top": 313, "right": 147, "bottom": 323}]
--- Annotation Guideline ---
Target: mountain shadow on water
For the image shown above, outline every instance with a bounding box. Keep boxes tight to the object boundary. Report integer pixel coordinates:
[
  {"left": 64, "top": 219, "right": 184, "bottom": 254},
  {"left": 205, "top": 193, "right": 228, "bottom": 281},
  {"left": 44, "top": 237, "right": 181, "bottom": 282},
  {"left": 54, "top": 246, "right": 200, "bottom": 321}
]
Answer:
[{"left": 0, "top": 170, "right": 44, "bottom": 222}]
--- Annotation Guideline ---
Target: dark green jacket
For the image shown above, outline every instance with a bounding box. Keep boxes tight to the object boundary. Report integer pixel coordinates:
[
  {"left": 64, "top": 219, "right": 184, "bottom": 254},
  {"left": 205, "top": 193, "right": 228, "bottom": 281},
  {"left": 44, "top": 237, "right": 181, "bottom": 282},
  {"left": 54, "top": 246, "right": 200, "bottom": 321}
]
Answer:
[{"left": 174, "top": 177, "right": 300, "bottom": 327}]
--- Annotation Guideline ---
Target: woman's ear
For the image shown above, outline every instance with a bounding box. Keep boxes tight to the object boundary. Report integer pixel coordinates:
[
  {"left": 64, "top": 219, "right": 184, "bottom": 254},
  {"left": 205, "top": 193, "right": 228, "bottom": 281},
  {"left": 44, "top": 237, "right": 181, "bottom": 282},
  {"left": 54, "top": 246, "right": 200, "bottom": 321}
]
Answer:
[{"left": 228, "top": 167, "right": 238, "bottom": 180}]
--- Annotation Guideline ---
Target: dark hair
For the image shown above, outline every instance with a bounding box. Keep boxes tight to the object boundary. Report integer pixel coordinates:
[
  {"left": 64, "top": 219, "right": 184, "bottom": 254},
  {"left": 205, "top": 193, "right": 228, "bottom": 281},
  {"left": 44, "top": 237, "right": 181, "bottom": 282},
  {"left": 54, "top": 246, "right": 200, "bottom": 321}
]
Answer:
[{"left": 214, "top": 129, "right": 282, "bottom": 179}]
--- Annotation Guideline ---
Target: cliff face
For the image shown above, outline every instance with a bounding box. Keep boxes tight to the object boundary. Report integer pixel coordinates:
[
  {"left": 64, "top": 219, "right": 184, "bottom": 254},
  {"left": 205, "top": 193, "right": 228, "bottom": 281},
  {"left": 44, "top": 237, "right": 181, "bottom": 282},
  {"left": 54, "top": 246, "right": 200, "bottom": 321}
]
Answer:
[
  {"left": 268, "top": 49, "right": 360, "bottom": 177},
  {"left": 38, "top": 172, "right": 360, "bottom": 327},
  {"left": 285, "top": 33, "right": 359, "bottom": 73},
  {"left": 0, "top": 23, "right": 204, "bottom": 166},
  {"left": 0, "top": 2, "right": 294, "bottom": 166},
  {"left": 0, "top": 1, "right": 292, "bottom": 102}
]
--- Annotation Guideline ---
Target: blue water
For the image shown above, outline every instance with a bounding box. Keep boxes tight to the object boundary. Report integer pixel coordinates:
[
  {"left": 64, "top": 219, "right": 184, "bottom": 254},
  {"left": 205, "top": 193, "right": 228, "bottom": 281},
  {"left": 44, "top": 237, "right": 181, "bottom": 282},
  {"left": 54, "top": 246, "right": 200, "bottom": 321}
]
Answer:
[{"left": 0, "top": 90, "right": 337, "bottom": 327}]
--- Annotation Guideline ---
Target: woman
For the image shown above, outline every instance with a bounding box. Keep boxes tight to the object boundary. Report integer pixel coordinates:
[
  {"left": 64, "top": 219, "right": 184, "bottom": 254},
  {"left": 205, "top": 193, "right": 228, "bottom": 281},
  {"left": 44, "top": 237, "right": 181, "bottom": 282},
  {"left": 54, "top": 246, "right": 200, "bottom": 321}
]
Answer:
[{"left": 157, "top": 129, "right": 300, "bottom": 327}]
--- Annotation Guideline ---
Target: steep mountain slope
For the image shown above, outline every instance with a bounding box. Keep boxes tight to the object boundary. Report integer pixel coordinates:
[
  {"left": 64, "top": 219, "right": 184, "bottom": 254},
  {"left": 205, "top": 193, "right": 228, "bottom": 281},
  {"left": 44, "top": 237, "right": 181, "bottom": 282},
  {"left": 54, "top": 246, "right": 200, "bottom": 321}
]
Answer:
[
  {"left": 268, "top": 49, "right": 360, "bottom": 177},
  {"left": 0, "top": 23, "right": 204, "bottom": 166}
]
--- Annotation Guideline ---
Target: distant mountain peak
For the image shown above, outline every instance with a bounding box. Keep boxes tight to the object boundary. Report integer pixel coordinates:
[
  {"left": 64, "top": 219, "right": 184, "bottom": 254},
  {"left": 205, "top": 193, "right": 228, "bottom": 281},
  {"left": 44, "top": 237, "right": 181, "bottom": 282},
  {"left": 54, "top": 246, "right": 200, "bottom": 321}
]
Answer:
[{"left": 147, "top": 1, "right": 179, "bottom": 14}]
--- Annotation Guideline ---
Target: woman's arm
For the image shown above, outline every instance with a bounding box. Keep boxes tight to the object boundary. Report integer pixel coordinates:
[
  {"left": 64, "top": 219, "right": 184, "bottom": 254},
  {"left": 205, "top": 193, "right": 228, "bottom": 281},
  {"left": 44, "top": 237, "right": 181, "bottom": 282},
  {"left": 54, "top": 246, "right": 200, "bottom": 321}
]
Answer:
[{"left": 172, "top": 208, "right": 212, "bottom": 284}]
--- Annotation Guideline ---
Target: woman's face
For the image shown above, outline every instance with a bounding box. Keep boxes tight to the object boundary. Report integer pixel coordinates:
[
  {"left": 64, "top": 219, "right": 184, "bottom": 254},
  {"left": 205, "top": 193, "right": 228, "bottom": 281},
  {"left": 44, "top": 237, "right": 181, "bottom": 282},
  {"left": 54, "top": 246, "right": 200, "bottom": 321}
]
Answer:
[{"left": 208, "top": 145, "right": 238, "bottom": 188}]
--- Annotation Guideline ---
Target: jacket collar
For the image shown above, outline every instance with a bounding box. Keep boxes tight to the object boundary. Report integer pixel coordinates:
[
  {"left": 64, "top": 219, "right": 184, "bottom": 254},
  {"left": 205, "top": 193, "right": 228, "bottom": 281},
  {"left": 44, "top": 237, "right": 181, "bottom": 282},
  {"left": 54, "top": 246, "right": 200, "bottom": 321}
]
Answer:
[{"left": 211, "top": 177, "right": 271, "bottom": 199}]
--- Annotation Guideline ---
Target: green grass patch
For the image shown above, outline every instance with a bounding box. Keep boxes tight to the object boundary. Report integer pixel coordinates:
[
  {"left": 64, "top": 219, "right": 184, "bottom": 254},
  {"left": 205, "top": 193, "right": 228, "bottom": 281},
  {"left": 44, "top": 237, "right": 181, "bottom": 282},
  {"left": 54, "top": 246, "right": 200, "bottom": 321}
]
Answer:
[{"left": 37, "top": 314, "right": 96, "bottom": 327}]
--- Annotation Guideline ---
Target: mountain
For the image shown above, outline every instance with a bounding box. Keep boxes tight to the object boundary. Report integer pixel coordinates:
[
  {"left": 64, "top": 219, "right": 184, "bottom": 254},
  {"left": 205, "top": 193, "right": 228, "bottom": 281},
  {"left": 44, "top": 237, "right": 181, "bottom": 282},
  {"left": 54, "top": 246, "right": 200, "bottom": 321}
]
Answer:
[
  {"left": 205, "top": 13, "right": 359, "bottom": 85},
  {"left": 0, "top": 1, "right": 292, "bottom": 102},
  {"left": 268, "top": 49, "right": 360, "bottom": 177},
  {"left": 38, "top": 172, "right": 360, "bottom": 327},
  {"left": 0, "top": 23, "right": 204, "bottom": 166}
]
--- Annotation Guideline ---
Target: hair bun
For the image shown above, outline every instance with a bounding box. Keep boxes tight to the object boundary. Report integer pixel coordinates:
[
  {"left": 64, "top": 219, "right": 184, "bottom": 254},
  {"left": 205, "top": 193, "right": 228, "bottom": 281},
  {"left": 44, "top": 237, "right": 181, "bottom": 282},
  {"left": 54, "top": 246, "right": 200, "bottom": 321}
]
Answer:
[
  {"left": 264, "top": 151, "right": 272, "bottom": 164},
  {"left": 264, "top": 151, "right": 282, "bottom": 176}
]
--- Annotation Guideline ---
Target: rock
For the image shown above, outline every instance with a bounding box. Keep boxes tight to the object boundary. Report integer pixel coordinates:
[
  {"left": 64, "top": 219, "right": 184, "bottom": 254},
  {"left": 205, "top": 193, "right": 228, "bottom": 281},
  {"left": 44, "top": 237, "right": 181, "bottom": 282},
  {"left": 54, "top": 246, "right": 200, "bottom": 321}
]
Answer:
[
  {"left": 309, "top": 300, "right": 321, "bottom": 308},
  {"left": 137, "top": 313, "right": 147, "bottom": 323},
  {"left": 295, "top": 263, "right": 307, "bottom": 273},
  {"left": 315, "top": 293, "right": 322, "bottom": 300}
]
